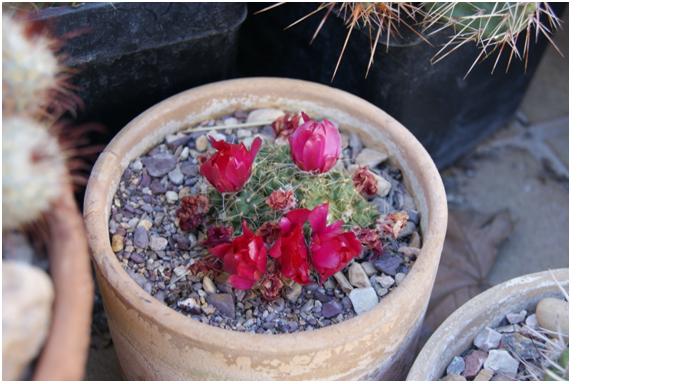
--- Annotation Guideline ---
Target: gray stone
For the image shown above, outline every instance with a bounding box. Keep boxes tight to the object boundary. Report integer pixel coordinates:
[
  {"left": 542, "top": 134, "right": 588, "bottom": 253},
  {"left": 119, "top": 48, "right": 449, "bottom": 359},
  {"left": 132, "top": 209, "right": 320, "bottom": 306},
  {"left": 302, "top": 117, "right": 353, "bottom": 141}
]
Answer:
[
  {"left": 374, "top": 274, "right": 395, "bottom": 289},
  {"left": 348, "top": 132, "right": 363, "bottom": 158},
  {"left": 131, "top": 159, "right": 143, "bottom": 171},
  {"left": 347, "top": 262, "right": 371, "bottom": 288},
  {"left": 505, "top": 310, "right": 527, "bottom": 324},
  {"left": 398, "top": 221, "right": 416, "bottom": 238},
  {"left": 195, "top": 135, "right": 209, "bottom": 152},
  {"left": 446, "top": 356, "right": 466, "bottom": 376},
  {"left": 133, "top": 226, "right": 149, "bottom": 248},
  {"left": 333, "top": 272, "right": 354, "bottom": 294},
  {"left": 180, "top": 162, "right": 198, "bottom": 176},
  {"left": 361, "top": 261, "right": 378, "bottom": 276},
  {"left": 150, "top": 179, "right": 166, "bottom": 194},
  {"left": 371, "top": 197, "right": 392, "bottom": 214},
  {"left": 168, "top": 167, "right": 184, "bottom": 185},
  {"left": 525, "top": 314, "right": 539, "bottom": 329},
  {"left": 321, "top": 301, "right": 343, "bottom": 318},
  {"left": 394, "top": 272, "right": 406, "bottom": 285},
  {"left": 474, "top": 327, "right": 503, "bottom": 351},
  {"left": 129, "top": 253, "right": 145, "bottom": 264},
  {"left": 206, "top": 293, "right": 235, "bottom": 319},
  {"left": 177, "top": 297, "right": 201, "bottom": 314},
  {"left": 483, "top": 349, "right": 519, "bottom": 375},
  {"left": 373, "top": 254, "right": 402, "bottom": 276},
  {"left": 374, "top": 173, "right": 392, "bottom": 197},
  {"left": 463, "top": 350, "right": 488, "bottom": 379},
  {"left": 285, "top": 283, "right": 302, "bottom": 303},
  {"left": 165, "top": 190, "right": 178, "bottom": 202},
  {"left": 348, "top": 287, "right": 378, "bottom": 315},
  {"left": 149, "top": 236, "right": 168, "bottom": 251},
  {"left": 356, "top": 148, "right": 388, "bottom": 168},
  {"left": 202, "top": 276, "right": 217, "bottom": 294},
  {"left": 500, "top": 333, "right": 540, "bottom": 361},
  {"left": 144, "top": 154, "right": 176, "bottom": 177},
  {"left": 246, "top": 108, "right": 284, "bottom": 124}
]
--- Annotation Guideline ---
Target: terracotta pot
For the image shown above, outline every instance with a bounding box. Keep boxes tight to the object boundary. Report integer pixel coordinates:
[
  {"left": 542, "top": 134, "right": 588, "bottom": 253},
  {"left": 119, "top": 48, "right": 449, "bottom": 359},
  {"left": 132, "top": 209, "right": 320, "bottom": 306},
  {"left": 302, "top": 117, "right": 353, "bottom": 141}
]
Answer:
[
  {"left": 34, "top": 188, "right": 94, "bottom": 380},
  {"left": 83, "top": 78, "right": 448, "bottom": 380},
  {"left": 407, "top": 269, "right": 568, "bottom": 380}
]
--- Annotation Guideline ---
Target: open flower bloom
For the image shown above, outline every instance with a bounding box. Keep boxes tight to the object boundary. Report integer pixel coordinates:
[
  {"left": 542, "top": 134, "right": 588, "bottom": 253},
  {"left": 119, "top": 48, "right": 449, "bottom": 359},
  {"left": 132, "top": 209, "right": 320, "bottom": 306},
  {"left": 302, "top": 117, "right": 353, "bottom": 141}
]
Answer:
[
  {"left": 270, "top": 208, "right": 311, "bottom": 285},
  {"left": 209, "top": 221, "right": 266, "bottom": 290},
  {"left": 288, "top": 113, "right": 341, "bottom": 173},
  {"left": 200, "top": 137, "right": 262, "bottom": 193},
  {"left": 309, "top": 204, "right": 362, "bottom": 282}
]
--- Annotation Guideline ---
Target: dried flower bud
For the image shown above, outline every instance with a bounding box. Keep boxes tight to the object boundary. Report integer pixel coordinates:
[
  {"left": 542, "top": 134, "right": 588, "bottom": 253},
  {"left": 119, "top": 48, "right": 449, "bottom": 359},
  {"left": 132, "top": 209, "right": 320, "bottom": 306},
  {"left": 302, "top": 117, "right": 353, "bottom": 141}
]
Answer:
[
  {"left": 176, "top": 195, "right": 210, "bottom": 232},
  {"left": 377, "top": 211, "right": 409, "bottom": 239},
  {"left": 271, "top": 112, "right": 302, "bottom": 139},
  {"left": 203, "top": 226, "right": 233, "bottom": 248},
  {"left": 256, "top": 221, "right": 280, "bottom": 245},
  {"left": 354, "top": 227, "right": 383, "bottom": 257},
  {"left": 259, "top": 271, "right": 284, "bottom": 301},
  {"left": 352, "top": 166, "right": 378, "bottom": 197},
  {"left": 266, "top": 188, "right": 297, "bottom": 211},
  {"left": 188, "top": 255, "right": 223, "bottom": 277}
]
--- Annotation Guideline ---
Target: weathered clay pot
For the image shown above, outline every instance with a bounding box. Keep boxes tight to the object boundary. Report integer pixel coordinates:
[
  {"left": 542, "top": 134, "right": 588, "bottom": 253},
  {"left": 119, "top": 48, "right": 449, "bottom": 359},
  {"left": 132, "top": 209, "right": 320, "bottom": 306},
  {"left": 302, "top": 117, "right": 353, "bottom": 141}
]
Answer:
[
  {"left": 83, "top": 78, "right": 448, "bottom": 380},
  {"left": 407, "top": 269, "right": 569, "bottom": 380}
]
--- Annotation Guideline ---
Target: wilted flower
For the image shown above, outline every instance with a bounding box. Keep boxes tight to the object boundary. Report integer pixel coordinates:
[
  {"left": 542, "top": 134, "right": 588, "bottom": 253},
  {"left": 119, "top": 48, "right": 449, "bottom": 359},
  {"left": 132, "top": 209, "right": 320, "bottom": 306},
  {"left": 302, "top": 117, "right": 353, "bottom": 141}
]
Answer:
[
  {"left": 309, "top": 204, "right": 362, "bottom": 282},
  {"left": 256, "top": 220, "right": 280, "bottom": 245},
  {"left": 259, "top": 271, "right": 285, "bottom": 301},
  {"left": 176, "top": 195, "right": 210, "bottom": 232},
  {"left": 378, "top": 211, "right": 409, "bottom": 239},
  {"left": 266, "top": 188, "right": 297, "bottom": 211},
  {"left": 202, "top": 225, "right": 233, "bottom": 248},
  {"left": 352, "top": 166, "right": 378, "bottom": 197},
  {"left": 199, "top": 137, "right": 262, "bottom": 193},
  {"left": 288, "top": 113, "right": 341, "bottom": 173},
  {"left": 270, "top": 208, "right": 311, "bottom": 285},
  {"left": 209, "top": 221, "right": 267, "bottom": 290},
  {"left": 354, "top": 227, "right": 383, "bottom": 257},
  {"left": 271, "top": 112, "right": 302, "bottom": 139},
  {"left": 188, "top": 255, "right": 223, "bottom": 276}
]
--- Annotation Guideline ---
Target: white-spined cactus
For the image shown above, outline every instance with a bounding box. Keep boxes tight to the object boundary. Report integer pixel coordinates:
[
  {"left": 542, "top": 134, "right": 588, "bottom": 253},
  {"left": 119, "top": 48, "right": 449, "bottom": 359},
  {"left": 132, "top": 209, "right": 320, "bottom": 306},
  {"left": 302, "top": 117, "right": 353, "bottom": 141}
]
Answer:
[
  {"left": 2, "top": 116, "right": 66, "bottom": 230},
  {"left": 2, "top": 14, "right": 60, "bottom": 117}
]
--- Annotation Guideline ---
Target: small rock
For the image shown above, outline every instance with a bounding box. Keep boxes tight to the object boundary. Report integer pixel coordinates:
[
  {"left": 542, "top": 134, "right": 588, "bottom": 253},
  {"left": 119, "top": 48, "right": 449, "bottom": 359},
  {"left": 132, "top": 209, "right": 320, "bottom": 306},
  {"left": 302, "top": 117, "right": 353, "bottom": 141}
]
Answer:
[
  {"left": 133, "top": 226, "right": 149, "bottom": 248},
  {"left": 195, "top": 135, "right": 209, "bottom": 152},
  {"left": 398, "top": 246, "right": 420, "bottom": 257},
  {"left": 165, "top": 191, "right": 179, "bottom": 202},
  {"left": 347, "top": 262, "right": 371, "bottom": 288},
  {"left": 496, "top": 325, "right": 516, "bottom": 333},
  {"left": 285, "top": 283, "right": 302, "bottom": 302},
  {"left": 361, "top": 261, "right": 377, "bottom": 276},
  {"left": 111, "top": 234, "right": 124, "bottom": 252},
  {"left": 129, "top": 253, "right": 145, "bottom": 264},
  {"left": 177, "top": 297, "right": 201, "bottom": 314},
  {"left": 150, "top": 179, "right": 166, "bottom": 194},
  {"left": 407, "top": 209, "right": 420, "bottom": 224},
  {"left": 409, "top": 232, "right": 421, "bottom": 248},
  {"left": 525, "top": 314, "right": 539, "bottom": 329},
  {"left": 144, "top": 154, "right": 176, "bottom": 177},
  {"left": 206, "top": 293, "right": 235, "bottom": 319},
  {"left": 348, "top": 287, "right": 378, "bottom": 314},
  {"left": 535, "top": 297, "right": 569, "bottom": 336},
  {"left": 483, "top": 350, "right": 519, "bottom": 375},
  {"left": 446, "top": 356, "right": 466, "bottom": 376},
  {"left": 321, "top": 301, "right": 343, "bottom": 318},
  {"left": 246, "top": 108, "right": 285, "bottom": 124},
  {"left": 179, "top": 147, "right": 189, "bottom": 160},
  {"left": 173, "top": 265, "right": 188, "bottom": 276},
  {"left": 463, "top": 350, "right": 488, "bottom": 379},
  {"left": 333, "top": 271, "right": 354, "bottom": 293},
  {"left": 505, "top": 310, "right": 527, "bottom": 324},
  {"left": 180, "top": 162, "right": 198, "bottom": 176},
  {"left": 441, "top": 374, "right": 466, "bottom": 381},
  {"left": 348, "top": 132, "right": 363, "bottom": 157},
  {"left": 149, "top": 236, "right": 168, "bottom": 251},
  {"left": 168, "top": 167, "right": 184, "bottom": 185},
  {"left": 398, "top": 222, "right": 416, "bottom": 238},
  {"left": 374, "top": 274, "right": 395, "bottom": 288},
  {"left": 500, "top": 333, "right": 540, "bottom": 361},
  {"left": 131, "top": 159, "right": 143, "bottom": 171},
  {"left": 395, "top": 272, "right": 406, "bottom": 285},
  {"left": 137, "top": 219, "right": 153, "bottom": 230},
  {"left": 372, "top": 197, "right": 392, "bottom": 214},
  {"left": 356, "top": 148, "right": 388, "bottom": 168},
  {"left": 474, "top": 327, "right": 503, "bottom": 351},
  {"left": 473, "top": 368, "right": 494, "bottom": 381},
  {"left": 373, "top": 254, "right": 402, "bottom": 276},
  {"left": 202, "top": 276, "right": 217, "bottom": 293},
  {"left": 374, "top": 173, "right": 392, "bottom": 197}
]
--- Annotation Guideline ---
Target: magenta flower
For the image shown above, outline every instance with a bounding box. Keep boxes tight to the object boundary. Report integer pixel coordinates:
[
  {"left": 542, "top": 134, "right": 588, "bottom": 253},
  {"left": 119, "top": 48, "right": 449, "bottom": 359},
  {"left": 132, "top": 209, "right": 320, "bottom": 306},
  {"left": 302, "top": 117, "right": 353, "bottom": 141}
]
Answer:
[
  {"left": 200, "top": 137, "right": 262, "bottom": 193},
  {"left": 288, "top": 113, "right": 341, "bottom": 173}
]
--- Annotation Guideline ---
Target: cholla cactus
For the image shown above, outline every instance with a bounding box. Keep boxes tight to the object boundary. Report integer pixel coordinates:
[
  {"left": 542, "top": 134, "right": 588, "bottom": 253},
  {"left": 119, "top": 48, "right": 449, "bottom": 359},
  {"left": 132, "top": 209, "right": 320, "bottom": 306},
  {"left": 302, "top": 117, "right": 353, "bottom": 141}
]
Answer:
[
  {"left": 2, "top": 15, "right": 61, "bottom": 117},
  {"left": 2, "top": 116, "right": 66, "bottom": 230}
]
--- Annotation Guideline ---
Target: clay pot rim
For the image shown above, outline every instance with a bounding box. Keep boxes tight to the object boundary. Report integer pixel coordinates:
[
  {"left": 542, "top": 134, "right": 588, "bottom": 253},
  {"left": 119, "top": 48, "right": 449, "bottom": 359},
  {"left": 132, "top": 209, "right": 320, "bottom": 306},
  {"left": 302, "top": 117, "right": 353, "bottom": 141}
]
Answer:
[
  {"left": 406, "top": 268, "right": 569, "bottom": 380},
  {"left": 84, "top": 77, "right": 448, "bottom": 351}
]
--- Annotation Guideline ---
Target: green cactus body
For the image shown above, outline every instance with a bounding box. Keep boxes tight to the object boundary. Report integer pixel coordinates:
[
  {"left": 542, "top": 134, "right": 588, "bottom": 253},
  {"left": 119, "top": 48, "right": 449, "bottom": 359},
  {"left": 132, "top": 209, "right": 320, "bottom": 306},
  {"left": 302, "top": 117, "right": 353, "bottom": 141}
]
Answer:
[{"left": 209, "top": 143, "right": 378, "bottom": 232}]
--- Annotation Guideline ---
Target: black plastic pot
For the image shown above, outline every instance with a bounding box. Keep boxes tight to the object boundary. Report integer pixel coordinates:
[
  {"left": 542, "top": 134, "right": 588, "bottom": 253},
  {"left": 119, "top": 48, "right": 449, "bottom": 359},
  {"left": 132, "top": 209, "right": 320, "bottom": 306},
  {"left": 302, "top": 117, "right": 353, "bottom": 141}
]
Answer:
[
  {"left": 31, "top": 2, "right": 247, "bottom": 133},
  {"left": 238, "top": 3, "right": 566, "bottom": 169}
]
